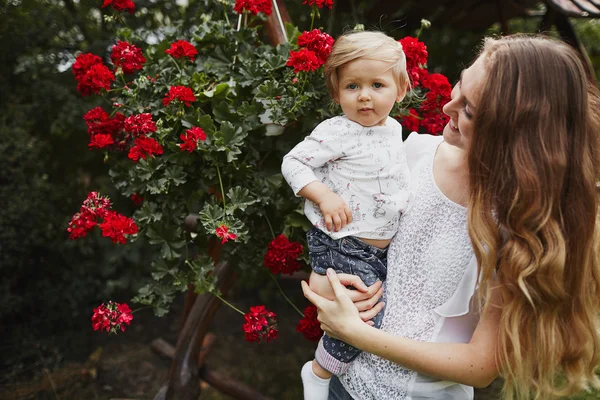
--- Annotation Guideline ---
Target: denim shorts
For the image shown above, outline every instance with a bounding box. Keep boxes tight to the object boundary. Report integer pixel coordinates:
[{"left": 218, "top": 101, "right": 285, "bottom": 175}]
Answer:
[{"left": 306, "top": 227, "right": 388, "bottom": 373}]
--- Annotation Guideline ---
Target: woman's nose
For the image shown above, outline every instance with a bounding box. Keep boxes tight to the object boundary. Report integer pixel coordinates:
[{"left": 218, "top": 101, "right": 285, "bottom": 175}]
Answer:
[{"left": 442, "top": 84, "right": 459, "bottom": 117}]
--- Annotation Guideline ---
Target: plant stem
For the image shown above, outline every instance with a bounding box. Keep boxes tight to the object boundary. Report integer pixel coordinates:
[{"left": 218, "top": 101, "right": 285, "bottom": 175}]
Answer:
[
  {"left": 224, "top": 7, "right": 230, "bottom": 26},
  {"left": 214, "top": 293, "right": 245, "bottom": 315},
  {"left": 264, "top": 214, "right": 276, "bottom": 239},
  {"left": 169, "top": 56, "right": 183, "bottom": 80},
  {"left": 216, "top": 163, "right": 227, "bottom": 209},
  {"left": 269, "top": 273, "right": 304, "bottom": 316}
]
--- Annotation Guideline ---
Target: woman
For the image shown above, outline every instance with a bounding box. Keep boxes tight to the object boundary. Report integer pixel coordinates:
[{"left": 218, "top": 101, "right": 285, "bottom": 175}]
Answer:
[{"left": 303, "top": 34, "right": 600, "bottom": 400}]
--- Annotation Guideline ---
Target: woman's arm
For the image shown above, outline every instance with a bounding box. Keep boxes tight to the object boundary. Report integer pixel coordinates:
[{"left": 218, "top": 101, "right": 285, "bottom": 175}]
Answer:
[{"left": 302, "top": 269, "right": 501, "bottom": 388}]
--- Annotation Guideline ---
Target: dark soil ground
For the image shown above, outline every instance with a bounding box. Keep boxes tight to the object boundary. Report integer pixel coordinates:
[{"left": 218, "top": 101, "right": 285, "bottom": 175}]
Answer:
[{"left": 2, "top": 276, "right": 596, "bottom": 400}]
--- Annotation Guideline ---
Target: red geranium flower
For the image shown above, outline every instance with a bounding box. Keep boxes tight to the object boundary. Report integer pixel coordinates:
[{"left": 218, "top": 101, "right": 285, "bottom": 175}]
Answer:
[
  {"left": 67, "top": 192, "right": 112, "bottom": 239},
  {"left": 420, "top": 111, "right": 449, "bottom": 135},
  {"left": 242, "top": 305, "right": 278, "bottom": 343},
  {"left": 124, "top": 113, "right": 157, "bottom": 135},
  {"left": 408, "top": 66, "right": 428, "bottom": 86},
  {"left": 92, "top": 301, "right": 133, "bottom": 333},
  {"left": 233, "top": 0, "right": 272, "bottom": 15},
  {"left": 98, "top": 210, "right": 138, "bottom": 244},
  {"left": 215, "top": 225, "right": 237, "bottom": 244},
  {"left": 84, "top": 108, "right": 125, "bottom": 137},
  {"left": 297, "top": 29, "right": 334, "bottom": 65},
  {"left": 102, "top": 0, "right": 135, "bottom": 14},
  {"left": 398, "top": 36, "right": 428, "bottom": 71},
  {"left": 110, "top": 41, "right": 146, "bottom": 74},
  {"left": 165, "top": 40, "right": 198, "bottom": 61},
  {"left": 72, "top": 53, "right": 103, "bottom": 81},
  {"left": 67, "top": 211, "right": 98, "bottom": 240},
  {"left": 128, "top": 136, "right": 163, "bottom": 162},
  {"left": 302, "top": 0, "right": 333, "bottom": 9},
  {"left": 400, "top": 108, "right": 421, "bottom": 132},
  {"left": 264, "top": 234, "right": 304, "bottom": 275},
  {"left": 88, "top": 133, "right": 115, "bottom": 149},
  {"left": 179, "top": 126, "right": 206, "bottom": 152},
  {"left": 296, "top": 304, "right": 323, "bottom": 342},
  {"left": 286, "top": 48, "right": 321, "bottom": 73},
  {"left": 76, "top": 63, "right": 115, "bottom": 96},
  {"left": 163, "top": 86, "right": 196, "bottom": 107},
  {"left": 131, "top": 193, "right": 144, "bottom": 205}
]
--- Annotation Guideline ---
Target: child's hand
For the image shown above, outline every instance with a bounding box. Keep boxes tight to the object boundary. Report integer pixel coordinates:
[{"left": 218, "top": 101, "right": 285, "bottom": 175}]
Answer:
[{"left": 318, "top": 192, "right": 353, "bottom": 232}]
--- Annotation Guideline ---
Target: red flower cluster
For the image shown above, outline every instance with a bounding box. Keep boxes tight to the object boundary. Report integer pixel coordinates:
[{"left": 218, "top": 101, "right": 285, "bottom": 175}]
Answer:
[
  {"left": 215, "top": 225, "right": 237, "bottom": 244},
  {"left": 124, "top": 113, "right": 157, "bottom": 135},
  {"left": 297, "top": 29, "right": 334, "bottom": 66},
  {"left": 302, "top": 0, "right": 333, "bottom": 9},
  {"left": 400, "top": 108, "right": 420, "bottom": 132},
  {"left": 128, "top": 136, "right": 164, "bottom": 162},
  {"left": 233, "top": 0, "right": 272, "bottom": 16},
  {"left": 163, "top": 86, "right": 196, "bottom": 107},
  {"left": 99, "top": 210, "right": 139, "bottom": 244},
  {"left": 398, "top": 36, "right": 428, "bottom": 86},
  {"left": 68, "top": 192, "right": 138, "bottom": 244},
  {"left": 396, "top": 37, "right": 451, "bottom": 135},
  {"left": 102, "top": 0, "right": 135, "bottom": 13},
  {"left": 264, "top": 234, "right": 303, "bottom": 275},
  {"left": 72, "top": 53, "right": 102, "bottom": 81},
  {"left": 73, "top": 53, "right": 115, "bottom": 96},
  {"left": 67, "top": 192, "right": 111, "bottom": 240},
  {"left": 165, "top": 40, "right": 198, "bottom": 61},
  {"left": 296, "top": 304, "right": 323, "bottom": 342},
  {"left": 110, "top": 41, "right": 146, "bottom": 74},
  {"left": 242, "top": 305, "right": 278, "bottom": 343},
  {"left": 92, "top": 301, "right": 133, "bottom": 333},
  {"left": 179, "top": 126, "right": 206, "bottom": 152},
  {"left": 286, "top": 48, "right": 321, "bottom": 73}
]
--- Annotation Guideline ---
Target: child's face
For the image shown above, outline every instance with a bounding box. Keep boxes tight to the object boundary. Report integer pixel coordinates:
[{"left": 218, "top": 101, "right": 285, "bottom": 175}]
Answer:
[{"left": 335, "top": 58, "right": 406, "bottom": 127}]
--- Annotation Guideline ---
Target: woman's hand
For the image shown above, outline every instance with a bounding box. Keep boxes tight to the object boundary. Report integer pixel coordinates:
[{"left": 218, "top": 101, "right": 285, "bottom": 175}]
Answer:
[
  {"left": 302, "top": 268, "right": 382, "bottom": 342},
  {"left": 308, "top": 271, "right": 385, "bottom": 322}
]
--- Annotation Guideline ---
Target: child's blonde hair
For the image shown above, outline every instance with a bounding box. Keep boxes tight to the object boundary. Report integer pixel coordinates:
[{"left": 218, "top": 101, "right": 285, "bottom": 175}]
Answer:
[{"left": 324, "top": 31, "right": 409, "bottom": 99}]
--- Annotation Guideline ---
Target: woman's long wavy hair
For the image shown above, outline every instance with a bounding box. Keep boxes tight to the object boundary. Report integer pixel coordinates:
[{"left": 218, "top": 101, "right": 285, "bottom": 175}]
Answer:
[{"left": 468, "top": 35, "right": 600, "bottom": 399}]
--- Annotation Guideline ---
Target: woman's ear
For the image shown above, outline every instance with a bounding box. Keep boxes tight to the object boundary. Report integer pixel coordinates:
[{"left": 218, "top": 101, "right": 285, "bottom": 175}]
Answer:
[{"left": 396, "top": 81, "right": 409, "bottom": 102}]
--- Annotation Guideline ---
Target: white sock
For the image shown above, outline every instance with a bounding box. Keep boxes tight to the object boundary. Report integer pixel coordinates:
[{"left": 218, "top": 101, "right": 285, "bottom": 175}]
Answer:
[{"left": 301, "top": 360, "right": 331, "bottom": 400}]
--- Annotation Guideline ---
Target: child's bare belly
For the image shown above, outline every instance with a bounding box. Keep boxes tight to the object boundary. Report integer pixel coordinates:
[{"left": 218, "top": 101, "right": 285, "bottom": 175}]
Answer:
[{"left": 358, "top": 237, "right": 391, "bottom": 249}]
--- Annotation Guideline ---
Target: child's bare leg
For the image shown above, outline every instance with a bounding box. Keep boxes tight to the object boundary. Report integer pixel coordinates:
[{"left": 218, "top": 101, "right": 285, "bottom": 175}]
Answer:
[{"left": 312, "top": 359, "right": 333, "bottom": 379}]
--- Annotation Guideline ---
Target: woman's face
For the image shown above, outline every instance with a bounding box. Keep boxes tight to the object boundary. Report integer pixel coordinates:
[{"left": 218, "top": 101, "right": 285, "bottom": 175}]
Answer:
[{"left": 442, "top": 55, "right": 487, "bottom": 150}]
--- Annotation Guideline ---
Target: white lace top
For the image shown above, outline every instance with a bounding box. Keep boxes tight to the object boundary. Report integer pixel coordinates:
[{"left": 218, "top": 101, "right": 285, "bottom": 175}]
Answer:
[
  {"left": 281, "top": 116, "right": 411, "bottom": 240},
  {"left": 340, "top": 132, "right": 480, "bottom": 400}
]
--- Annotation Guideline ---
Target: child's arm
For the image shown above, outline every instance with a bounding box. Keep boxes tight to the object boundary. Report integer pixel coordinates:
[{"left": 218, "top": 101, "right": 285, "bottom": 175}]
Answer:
[
  {"left": 298, "top": 182, "right": 352, "bottom": 232},
  {"left": 281, "top": 119, "right": 353, "bottom": 232}
]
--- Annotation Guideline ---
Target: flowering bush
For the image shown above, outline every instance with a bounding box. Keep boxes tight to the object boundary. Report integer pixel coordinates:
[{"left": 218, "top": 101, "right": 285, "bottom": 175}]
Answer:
[{"left": 70, "top": 0, "right": 449, "bottom": 340}]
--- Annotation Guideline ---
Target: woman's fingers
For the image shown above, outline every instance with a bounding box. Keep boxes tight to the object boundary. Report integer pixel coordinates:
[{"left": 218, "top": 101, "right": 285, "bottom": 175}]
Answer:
[
  {"left": 353, "top": 287, "right": 384, "bottom": 312},
  {"left": 345, "top": 280, "right": 383, "bottom": 302},
  {"left": 337, "top": 273, "right": 368, "bottom": 292},
  {"left": 359, "top": 301, "right": 385, "bottom": 322},
  {"left": 326, "top": 268, "right": 349, "bottom": 298}
]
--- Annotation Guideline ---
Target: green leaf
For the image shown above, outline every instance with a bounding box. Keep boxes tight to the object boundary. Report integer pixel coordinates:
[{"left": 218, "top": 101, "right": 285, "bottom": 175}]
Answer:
[
  {"left": 212, "top": 102, "right": 241, "bottom": 124},
  {"left": 226, "top": 186, "right": 257, "bottom": 214},
  {"left": 165, "top": 165, "right": 187, "bottom": 186},
  {"left": 136, "top": 201, "right": 163, "bottom": 225}
]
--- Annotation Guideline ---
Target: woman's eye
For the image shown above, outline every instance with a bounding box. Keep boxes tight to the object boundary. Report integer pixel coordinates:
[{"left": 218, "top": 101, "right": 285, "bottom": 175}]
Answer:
[
  {"left": 373, "top": 82, "right": 383, "bottom": 88},
  {"left": 347, "top": 84, "right": 358, "bottom": 90}
]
